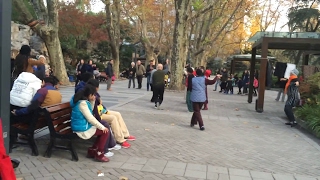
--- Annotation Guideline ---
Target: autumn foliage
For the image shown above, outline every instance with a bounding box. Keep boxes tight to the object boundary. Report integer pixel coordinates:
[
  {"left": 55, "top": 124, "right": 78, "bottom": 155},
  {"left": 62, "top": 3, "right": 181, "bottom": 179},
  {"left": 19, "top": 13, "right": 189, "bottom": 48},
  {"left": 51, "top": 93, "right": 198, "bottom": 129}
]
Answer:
[{"left": 58, "top": 2, "right": 108, "bottom": 43}]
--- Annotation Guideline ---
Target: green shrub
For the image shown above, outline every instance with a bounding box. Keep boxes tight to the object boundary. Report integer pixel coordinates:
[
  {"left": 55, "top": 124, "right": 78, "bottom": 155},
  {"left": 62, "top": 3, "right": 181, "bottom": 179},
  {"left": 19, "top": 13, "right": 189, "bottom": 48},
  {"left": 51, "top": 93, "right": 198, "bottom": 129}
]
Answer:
[
  {"left": 95, "top": 62, "right": 106, "bottom": 71},
  {"left": 295, "top": 104, "right": 320, "bottom": 137}
]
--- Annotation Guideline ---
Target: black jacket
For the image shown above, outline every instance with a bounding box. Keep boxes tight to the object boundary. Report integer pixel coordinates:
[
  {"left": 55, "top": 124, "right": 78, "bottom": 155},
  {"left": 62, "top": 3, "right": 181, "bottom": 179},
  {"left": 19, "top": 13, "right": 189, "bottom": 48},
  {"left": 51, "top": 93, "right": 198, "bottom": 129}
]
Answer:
[
  {"left": 146, "top": 65, "right": 156, "bottom": 76},
  {"left": 128, "top": 66, "right": 136, "bottom": 77},
  {"left": 81, "top": 64, "right": 93, "bottom": 74},
  {"left": 105, "top": 62, "right": 113, "bottom": 77}
]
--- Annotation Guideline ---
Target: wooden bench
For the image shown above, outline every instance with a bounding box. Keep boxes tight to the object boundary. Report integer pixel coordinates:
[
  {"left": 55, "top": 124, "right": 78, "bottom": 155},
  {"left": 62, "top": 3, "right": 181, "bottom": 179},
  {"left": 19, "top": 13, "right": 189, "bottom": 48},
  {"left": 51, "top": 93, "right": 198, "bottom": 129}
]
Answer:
[
  {"left": 9, "top": 109, "right": 47, "bottom": 156},
  {"left": 43, "top": 102, "right": 79, "bottom": 161}
]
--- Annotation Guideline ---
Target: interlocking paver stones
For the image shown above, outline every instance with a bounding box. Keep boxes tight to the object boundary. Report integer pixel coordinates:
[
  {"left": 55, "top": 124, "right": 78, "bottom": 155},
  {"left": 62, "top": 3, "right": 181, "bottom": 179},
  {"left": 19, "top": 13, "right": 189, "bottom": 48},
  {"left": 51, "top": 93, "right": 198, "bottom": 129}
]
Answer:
[
  {"left": 229, "top": 176, "right": 252, "bottom": 180},
  {"left": 186, "top": 163, "right": 207, "bottom": 172},
  {"left": 207, "top": 172, "right": 219, "bottom": 180},
  {"left": 295, "top": 175, "right": 318, "bottom": 180},
  {"left": 120, "top": 163, "right": 144, "bottom": 171},
  {"left": 249, "top": 171, "right": 273, "bottom": 180},
  {"left": 163, "top": 167, "right": 185, "bottom": 176},
  {"left": 218, "top": 174, "right": 231, "bottom": 180},
  {"left": 141, "top": 159, "right": 167, "bottom": 173},
  {"left": 166, "top": 161, "right": 187, "bottom": 169},
  {"left": 126, "top": 157, "right": 148, "bottom": 165},
  {"left": 273, "top": 174, "right": 295, "bottom": 180},
  {"left": 184, "top": 169, "right": 207, "bottom": 179},
  {"left": 229, "top": 169, "right": 251, "bottom": 177},
  {"left": 208, "top": 165, "right": 229, "bottom": 174},
  {"left": 11, "top": 80, "right": 320, "bottom": 180}
]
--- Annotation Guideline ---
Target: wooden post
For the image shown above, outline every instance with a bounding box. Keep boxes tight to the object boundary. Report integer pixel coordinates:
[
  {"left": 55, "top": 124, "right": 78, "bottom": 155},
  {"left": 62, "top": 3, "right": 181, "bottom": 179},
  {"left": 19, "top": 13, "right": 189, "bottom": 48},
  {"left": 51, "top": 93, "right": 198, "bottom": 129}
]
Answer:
[
  {"left": 248, "top": 49, "right": 256, "bottom": 103},
  {"left": 303, "top": 54, "right": 309, "bottom": 65},
  {"left": 0, "top": 0, "right": 12, "bottom": 153},
  {"left": 231, "top": 60, "right": 236, "bottom": 74},
  {"left": 256, "top": 41, "right": 268, "bottom": 113}
]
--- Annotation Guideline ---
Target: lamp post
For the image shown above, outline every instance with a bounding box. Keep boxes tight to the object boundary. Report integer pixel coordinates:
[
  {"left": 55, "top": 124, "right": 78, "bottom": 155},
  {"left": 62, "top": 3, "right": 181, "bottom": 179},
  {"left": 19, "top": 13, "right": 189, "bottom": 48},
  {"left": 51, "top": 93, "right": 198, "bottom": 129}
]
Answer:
[{"left": 0, "top": 0, "right": 12, "bottom": 152}]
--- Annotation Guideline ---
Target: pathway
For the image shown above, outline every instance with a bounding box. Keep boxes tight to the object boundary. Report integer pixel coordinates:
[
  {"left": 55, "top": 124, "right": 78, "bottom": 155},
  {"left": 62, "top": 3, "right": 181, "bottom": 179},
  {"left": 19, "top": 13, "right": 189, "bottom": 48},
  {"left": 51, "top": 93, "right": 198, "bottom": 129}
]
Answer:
[{"left": 11, "top": 79, "right": 320, "bottom": 180}]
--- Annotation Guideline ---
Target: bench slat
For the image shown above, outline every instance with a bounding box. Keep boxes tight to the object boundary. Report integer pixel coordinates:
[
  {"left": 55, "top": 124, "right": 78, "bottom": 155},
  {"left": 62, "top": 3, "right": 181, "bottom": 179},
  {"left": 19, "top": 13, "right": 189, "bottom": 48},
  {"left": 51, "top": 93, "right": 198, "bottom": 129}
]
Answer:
[
  {"left": 50, "top": 109, "right": 71, "bottom": 119},
  {"left": 52, "top": 115, "right": 71, "bottom": 126},
  {"left": 46, "top": 102, "right": 71, "bottom": 113},
  {"left": 55, "top": 121, "right": 71, "bottom": 132},
  {"left": 58, "top": 128, "right": 73, "bottom": 135}
]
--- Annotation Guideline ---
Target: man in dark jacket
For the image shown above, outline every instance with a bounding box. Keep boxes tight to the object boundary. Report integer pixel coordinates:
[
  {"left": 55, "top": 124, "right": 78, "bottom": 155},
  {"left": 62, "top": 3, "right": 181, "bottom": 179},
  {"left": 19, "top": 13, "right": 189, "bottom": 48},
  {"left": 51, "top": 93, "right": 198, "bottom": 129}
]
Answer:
[
  {"left": 105, "top": 59, "right": 114, "bottom": 91},
  {"left": 152, "top": 64, "right": 165, "bottom": 110}
]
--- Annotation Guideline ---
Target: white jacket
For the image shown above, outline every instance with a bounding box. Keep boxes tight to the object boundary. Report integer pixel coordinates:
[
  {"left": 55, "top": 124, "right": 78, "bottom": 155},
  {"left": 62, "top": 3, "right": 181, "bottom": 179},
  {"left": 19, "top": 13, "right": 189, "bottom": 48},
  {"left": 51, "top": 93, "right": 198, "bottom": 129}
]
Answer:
[{"left": 10, "top": 72, "right": 42, "bottom": 107}]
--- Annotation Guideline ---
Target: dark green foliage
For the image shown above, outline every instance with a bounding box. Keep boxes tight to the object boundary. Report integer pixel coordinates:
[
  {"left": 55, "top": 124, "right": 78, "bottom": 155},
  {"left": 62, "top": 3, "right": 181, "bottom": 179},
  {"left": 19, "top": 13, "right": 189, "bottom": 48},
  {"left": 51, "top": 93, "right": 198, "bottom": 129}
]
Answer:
[
  {"left": 91, "top": 41, "right": 112, "bottom": 62},
  {"left": 12, "top": 0, "right": 36, "bottom": 23},
  {"left": 288, "top": 6, "right": 320, "bottom": 32},
  {"left": 119, "top": 44, "right": 135, "bottom": 71},
  {"left": 95, "top": 62, "right": 106, "bottom": 71}
]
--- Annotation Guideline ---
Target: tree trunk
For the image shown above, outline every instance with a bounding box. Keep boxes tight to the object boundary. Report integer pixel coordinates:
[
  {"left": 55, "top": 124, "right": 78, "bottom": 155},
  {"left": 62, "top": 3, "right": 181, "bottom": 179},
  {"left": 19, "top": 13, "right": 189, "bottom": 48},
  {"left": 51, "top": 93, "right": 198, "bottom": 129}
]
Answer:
[
  {"left": 13, "top": 0, "right": 69, "bottom": 84},
  {"left": 105, "top": 0, "right": 121, "bottom": 78},
  {"left": 145, "top": 46, "right": 155, "bottom": 64},
  {"left": 43, "top": 33, "right": 69, "bottom": 83},
  {"left": 170, "top": 0, "right": 191, "bottom": 90},
  {"left": 111, "top": 47, "right": 120, "bottom": 77}
]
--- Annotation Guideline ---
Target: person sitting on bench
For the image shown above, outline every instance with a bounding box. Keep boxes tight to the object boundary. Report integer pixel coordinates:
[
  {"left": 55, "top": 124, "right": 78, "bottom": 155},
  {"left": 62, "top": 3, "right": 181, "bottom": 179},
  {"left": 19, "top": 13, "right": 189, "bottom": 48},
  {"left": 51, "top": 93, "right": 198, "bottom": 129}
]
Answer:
[
  {"left": 70, "top": 84, "right": 110, "bottom": 162},
  {"left": 76, "top": 77, "right": 121, "bottom": 154},
  {"left": 86, "top": 80, "right": 135, "bottom": 149},
  {"left": 11, "top": 76, "right": 62, "bottom": 124}
]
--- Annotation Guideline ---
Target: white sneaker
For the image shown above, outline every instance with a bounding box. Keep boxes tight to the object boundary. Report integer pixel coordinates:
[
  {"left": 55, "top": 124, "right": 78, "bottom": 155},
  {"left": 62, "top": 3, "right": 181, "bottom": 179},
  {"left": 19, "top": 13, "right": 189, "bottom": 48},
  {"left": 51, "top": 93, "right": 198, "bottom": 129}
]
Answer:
[
  {"left": 108, "top": 144, "right": 121, "bottom": 151},
  {"left": 104, "top": 151, "right": 114, "bottom": 157}
]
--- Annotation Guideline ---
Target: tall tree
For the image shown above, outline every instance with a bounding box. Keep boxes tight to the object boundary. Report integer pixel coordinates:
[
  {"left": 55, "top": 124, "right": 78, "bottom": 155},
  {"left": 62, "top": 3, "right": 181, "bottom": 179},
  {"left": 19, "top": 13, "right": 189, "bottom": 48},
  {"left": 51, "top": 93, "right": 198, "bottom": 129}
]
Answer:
[
  {"left": 104, "top": 0, "right": 121, "bottom": 77},
  {"left": 13, "top": 0, "right": 69, "bottom": 83},
  {"left": 170, "top": 0, "right": 192, "bottom": 90},
  {"left": 122, "top": 0, "right": 173, "bottom": 63}
]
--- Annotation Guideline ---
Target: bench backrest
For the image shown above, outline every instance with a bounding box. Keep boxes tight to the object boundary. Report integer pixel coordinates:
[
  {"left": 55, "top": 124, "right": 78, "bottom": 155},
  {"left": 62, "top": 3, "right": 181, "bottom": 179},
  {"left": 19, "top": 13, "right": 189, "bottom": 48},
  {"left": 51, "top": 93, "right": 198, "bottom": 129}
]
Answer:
[{"left": 44, "top": 102, "right": 73, "bottom": 136}]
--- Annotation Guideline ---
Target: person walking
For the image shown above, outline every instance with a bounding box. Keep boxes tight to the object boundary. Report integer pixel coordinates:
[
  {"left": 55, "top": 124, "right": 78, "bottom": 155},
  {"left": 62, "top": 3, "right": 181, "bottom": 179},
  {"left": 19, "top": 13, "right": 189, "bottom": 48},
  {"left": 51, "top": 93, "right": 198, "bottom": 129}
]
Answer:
[
  {"left": 135, "top": 60, "right": 146, "bottom": 89},
  {"left": 105, "top": 59, "right": 114, "bottom": 91},
  {"left": 152, "top": 64, "right": 166, "bottom": 110},
  {"left": 146, "top": 60, "right": 155, "bottom": 91},
  {"left": 275, "top": 77, "right": 287, "bottom": 102},
  {"left": 149, "top": 68, "right": 157, "bottom": 102},
  {"left": 186, "top": 67, "right": 194, "bottom": 112},
  {"left": 190, "top": 69, "right": 221, "bottom": 130},
  {"left": 128, "top": 62, "right": 136, "bottom": 88},
  {"left": 284, "top": 69, "right": 300, "bottom": 127}
]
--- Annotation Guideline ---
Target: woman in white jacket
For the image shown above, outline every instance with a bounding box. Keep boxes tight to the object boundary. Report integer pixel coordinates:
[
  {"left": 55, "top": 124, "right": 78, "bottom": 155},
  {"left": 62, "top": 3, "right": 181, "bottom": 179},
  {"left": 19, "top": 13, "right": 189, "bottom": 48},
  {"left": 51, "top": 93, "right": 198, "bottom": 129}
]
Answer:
[{"left": 10, "top": 72, "right": 42, "bottom": 108}]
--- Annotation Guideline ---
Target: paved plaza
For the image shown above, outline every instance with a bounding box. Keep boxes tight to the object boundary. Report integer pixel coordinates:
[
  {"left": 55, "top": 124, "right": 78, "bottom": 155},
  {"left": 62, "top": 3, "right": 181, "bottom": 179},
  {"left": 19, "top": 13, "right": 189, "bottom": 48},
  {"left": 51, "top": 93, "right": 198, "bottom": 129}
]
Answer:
[{"left": 10, "top": 79, "right": 320, "bottom": 180}]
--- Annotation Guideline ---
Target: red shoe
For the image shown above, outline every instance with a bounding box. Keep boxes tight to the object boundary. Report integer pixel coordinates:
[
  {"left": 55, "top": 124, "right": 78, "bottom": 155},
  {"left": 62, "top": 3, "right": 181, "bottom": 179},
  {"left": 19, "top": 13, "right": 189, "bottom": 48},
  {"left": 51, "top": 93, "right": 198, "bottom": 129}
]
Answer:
[
  {"left": 121, "top": 141, "right": 131, "bottom": 148},
  {"left": 125, "top": 135, "right": 136, "bottom": 141},
  {"left": 94, "top": 151, "right": 110, "bottom": 162},
  {"left": 87, "top": 147, "right": 97, "bottom": 158}
]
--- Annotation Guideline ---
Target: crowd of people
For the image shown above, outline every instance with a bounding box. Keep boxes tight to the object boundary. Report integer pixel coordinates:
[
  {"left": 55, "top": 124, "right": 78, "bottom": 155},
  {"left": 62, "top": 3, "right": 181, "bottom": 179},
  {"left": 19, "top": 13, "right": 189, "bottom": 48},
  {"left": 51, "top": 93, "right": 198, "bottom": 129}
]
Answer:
[
  {"left": 184, "top": 65, "right": 301, "bottom": 129},
  {"left": 10, "top": 45, "right": 135, "bottom": 163},
  {"left": 8, "top": 44, "right": 301, "bottom": 163}
]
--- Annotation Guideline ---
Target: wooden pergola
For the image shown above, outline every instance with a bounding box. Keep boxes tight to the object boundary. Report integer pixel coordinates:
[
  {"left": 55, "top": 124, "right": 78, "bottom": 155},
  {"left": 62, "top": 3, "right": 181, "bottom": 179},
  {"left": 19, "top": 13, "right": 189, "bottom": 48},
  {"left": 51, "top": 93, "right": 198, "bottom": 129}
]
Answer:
[
  {"left": 248, "top": 31, "right": 320, "bottom": 113},
  {"left": 228, "top": 54, "right": 276, "bottom": 75}
]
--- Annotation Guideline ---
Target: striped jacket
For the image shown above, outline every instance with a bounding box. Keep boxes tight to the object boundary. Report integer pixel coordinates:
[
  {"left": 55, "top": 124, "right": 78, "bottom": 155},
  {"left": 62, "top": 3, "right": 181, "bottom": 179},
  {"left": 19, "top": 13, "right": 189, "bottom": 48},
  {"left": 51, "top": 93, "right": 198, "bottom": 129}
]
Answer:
[{"left": 285, "top": 79, "right": 300, "bottom": 107}]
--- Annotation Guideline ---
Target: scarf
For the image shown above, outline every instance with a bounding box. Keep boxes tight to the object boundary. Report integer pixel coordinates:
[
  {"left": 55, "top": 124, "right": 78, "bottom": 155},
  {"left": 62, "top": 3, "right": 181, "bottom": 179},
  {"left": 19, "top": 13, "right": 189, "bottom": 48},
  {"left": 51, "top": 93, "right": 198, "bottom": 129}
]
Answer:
[{"left": 284, "top": 74, "right": 297, "bottom": 94}]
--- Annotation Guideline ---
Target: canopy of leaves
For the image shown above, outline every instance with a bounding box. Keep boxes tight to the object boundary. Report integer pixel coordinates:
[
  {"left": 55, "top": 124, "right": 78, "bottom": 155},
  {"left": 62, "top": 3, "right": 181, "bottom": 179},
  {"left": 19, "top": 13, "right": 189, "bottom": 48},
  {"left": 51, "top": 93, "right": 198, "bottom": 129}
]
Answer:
[{"left": 288, "top": 7, "right": 320, "bottom": 32}]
